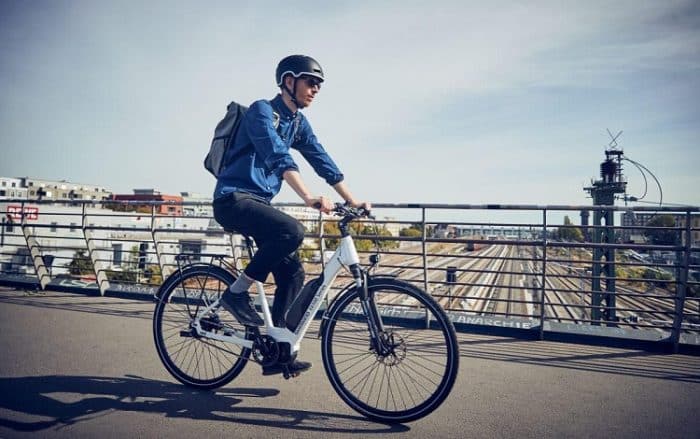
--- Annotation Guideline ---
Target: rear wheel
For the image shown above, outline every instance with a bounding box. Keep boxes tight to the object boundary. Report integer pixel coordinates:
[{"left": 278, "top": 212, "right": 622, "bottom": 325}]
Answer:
[
  {"left": 153, "top": 264, "right": 250, "bottom": 389},
  {"left": 321, "top": 277, "right": 459, "bottom": 423}
]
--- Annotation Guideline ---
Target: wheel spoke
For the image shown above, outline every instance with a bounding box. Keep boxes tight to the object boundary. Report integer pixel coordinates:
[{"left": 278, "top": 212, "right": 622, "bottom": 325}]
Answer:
[
  {"left": 322, "top": 280, "right": 458, "bottom": 422},
  {"left": 154, "top": 267, "right": 250, "bottom": 389}
]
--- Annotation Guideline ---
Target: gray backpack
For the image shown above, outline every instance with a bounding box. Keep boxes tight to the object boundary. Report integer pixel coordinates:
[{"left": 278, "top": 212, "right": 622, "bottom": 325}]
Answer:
[
  {"left": 204, "top": 100, "right": 299, "bottom": 178},
  {"left": 204, "top": 101, "right": 248, "bottom": 178}
]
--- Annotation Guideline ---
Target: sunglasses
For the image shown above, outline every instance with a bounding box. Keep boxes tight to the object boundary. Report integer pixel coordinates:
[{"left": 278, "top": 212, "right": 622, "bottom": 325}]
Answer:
[{"left": 301, "top": 76, "right": 323, "bottom": 89}]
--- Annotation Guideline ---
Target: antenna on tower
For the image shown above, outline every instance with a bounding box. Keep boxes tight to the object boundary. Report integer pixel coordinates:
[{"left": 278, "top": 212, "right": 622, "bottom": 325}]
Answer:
[{"left": 606, "top": 128, "right": 623, "bottom": 150}]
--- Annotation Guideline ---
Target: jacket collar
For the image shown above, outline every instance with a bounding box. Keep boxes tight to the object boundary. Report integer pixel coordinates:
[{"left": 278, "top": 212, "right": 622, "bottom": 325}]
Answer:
[{"left": 271, "top": 94, "right": 297, "bottom": 120}]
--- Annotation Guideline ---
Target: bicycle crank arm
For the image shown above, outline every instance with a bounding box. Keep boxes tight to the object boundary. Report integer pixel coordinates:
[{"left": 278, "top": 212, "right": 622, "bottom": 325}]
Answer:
[{"left": 191, "top": 322, "right": 254, "bottom": 348}]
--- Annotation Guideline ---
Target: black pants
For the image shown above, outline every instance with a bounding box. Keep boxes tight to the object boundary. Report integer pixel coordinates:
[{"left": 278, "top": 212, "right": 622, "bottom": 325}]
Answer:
[{"left": 213, "top": 192, "right": 305, "bottom": 326}]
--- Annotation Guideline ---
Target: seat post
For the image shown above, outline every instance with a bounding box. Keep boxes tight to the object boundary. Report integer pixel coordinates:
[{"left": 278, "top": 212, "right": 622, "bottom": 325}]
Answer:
[
  {"left": 243, "top": 236, "right": 255, "bottom": 259},
  {"left": 225, "top": 229, "right": 255, "bottom": 271}
]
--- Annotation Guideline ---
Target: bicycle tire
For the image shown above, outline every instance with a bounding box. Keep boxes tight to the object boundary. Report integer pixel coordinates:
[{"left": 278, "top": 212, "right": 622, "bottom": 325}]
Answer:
[
  {"left": 153, "top": 264, "right": 250, "bottom": 389},
  {"left": 321, "top": 277, "right": 459, "bottom": 423}
]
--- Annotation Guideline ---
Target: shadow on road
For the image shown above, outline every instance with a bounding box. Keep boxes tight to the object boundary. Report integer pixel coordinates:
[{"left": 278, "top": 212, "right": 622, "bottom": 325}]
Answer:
[
  {"left": 457, "top": 336, "right": 700, "bottom": 382},
  {"left": 0, "top": 375, "right": 408, "bottom": 434}
]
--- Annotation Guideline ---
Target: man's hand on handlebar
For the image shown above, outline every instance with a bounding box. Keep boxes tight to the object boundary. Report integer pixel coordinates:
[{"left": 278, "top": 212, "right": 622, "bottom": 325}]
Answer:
[
  {"left": 307, "top": 196, "right": 334, "bottom": 213},
  {"left": 333, "top": 202, "right": 374, "bottom": 219},
  {"left": 310, "top": 199, "right": 373, "bottom": 218},
  {"left": 346, "top": 200, "right": 372, "bottom": 212}
]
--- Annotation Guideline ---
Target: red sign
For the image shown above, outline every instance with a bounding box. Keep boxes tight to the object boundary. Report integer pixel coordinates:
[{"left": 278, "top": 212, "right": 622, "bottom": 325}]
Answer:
[{"left": 7, "top": 205, "right": 39, "bottom": 221}]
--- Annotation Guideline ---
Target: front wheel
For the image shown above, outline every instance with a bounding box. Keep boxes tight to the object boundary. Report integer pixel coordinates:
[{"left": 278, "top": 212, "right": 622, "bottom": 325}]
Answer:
[{"left": 321, "top": 277, "right": 459, "bottom": 423}]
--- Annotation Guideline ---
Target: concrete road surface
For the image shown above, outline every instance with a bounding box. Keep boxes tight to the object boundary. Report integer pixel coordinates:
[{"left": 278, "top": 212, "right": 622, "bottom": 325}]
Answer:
[{"left": 0, "top": 287, "right": 698, "bottom": 438}]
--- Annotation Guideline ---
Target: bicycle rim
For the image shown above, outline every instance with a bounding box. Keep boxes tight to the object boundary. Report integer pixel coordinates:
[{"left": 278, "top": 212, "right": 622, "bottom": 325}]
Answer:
[
  {"left": 153, "top": 265, "right": 250, "bottom": 389},
  {"left": 322, "top": 278, "right": 459, "bottom": 423}
]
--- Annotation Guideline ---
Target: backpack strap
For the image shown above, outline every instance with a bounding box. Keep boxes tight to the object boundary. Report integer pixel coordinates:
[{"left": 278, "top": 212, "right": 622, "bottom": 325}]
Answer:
[{"left": 292, "top": 114, "right": 302, "bottom": 142}]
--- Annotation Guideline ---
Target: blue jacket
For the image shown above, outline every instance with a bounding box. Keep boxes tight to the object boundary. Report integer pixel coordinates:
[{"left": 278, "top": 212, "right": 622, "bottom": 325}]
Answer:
[{"left": 213, "top": 95, "right": 344, "bottom": 202}]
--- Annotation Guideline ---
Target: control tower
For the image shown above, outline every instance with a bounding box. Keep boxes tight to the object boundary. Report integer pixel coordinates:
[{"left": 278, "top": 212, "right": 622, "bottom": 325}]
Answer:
[{"left": 584, "top": 148, "right": 627, "bottom": 324}]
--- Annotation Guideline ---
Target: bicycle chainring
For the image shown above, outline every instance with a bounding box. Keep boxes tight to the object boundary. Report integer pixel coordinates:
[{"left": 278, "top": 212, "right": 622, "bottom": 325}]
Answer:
[{"left": 251, "top": 335, "right": 280, "bottom": 367}]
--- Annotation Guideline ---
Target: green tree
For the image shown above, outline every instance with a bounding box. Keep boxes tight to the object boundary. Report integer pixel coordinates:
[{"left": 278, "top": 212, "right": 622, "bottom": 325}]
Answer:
[
  {"left": 358, "top": 225, "right": 398, "bottom": 251},
  {"left": 322, "top": 222, "right": 398, "bottom": 252},
  {"left": 557, "top": 216, "right": 584, "bottom": 242},
  {"left": 400, "top": 227, "right": 423, "bottom": 238},
  {"left": 644, "top": 215, "right": 678, "bottom": 245},
  {"left": 65, "top": 250, "right": 94, "bottom": 275},
  {"left": 143, "top": 263, "right": 163, "bottom": 285},
  {"left": 106, "top": 245, "right": 140, "bottom": 283},
  {"left": 323, "top": 221, "right": 342, "bottom": 250}
]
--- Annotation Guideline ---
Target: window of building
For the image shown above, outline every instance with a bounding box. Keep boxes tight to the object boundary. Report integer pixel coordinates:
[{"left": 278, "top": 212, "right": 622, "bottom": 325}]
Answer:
[
  {"left": 1, "top": 181, "right": 5, "bottom": 187},
  {"left": 180, "top": 240, "right": 202, "bottom": 261},
  {"left": 112, "top": 243, "right": 123, "bottom": 266},
  {"left": 69, "top": 222, "right": 77, "bottom": 232},
  {"left": 50, "top": 222, "right": 57, "bottom": 232}
]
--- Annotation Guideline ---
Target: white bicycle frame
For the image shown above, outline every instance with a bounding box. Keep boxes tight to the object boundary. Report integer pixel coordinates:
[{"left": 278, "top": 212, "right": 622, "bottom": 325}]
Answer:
[{"left": 191, "top": 234, "right": 362, "bottom": 354}]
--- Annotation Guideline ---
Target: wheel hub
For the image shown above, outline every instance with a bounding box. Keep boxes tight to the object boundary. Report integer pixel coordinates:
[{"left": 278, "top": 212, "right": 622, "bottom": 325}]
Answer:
[
  {"left": 199, "top": 313, "right": 223, "bottom": 332},
  {"left": 375, "top": 332, "right": 407, "bottom": 366}
]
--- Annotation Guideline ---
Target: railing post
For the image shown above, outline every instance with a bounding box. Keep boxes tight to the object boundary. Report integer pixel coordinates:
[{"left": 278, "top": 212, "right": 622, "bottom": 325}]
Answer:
[
  {"left": 422, "top": 208, "right": 429, "bottom": 295},
  {"left": 150, "top": 204, "right": 165, "bottom": 277},
  {"left": 20, "top": 200, "right": 50, "bottom": 289},
  {"left": 422, "top": 207, "right": 430, "bottom": 328},
  {"left": 539, "top": 209, "right": 548, "bottom": 340},
  {"left": 83, "top": 201, "right": 110, "bottom": 295},
  {"left": 670, "top": 210, "right": 691, "bottom": 353}
]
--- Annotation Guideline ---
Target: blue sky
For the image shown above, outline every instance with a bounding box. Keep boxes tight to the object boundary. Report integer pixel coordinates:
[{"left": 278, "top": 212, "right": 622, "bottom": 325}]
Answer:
[{"left": 1, "top": 0, "right": 698, "bottom": 207}]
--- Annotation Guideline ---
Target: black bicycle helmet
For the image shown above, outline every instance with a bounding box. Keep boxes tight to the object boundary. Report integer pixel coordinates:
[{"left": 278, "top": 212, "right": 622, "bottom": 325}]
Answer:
[{"left": 275, "top": 55, "right": 324, "bottom": 86}]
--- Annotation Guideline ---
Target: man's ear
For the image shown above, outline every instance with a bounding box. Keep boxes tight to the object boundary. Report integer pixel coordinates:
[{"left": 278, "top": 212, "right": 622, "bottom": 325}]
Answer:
[{"left": 284, "top": 75, "right": 295, "bottom": 90}]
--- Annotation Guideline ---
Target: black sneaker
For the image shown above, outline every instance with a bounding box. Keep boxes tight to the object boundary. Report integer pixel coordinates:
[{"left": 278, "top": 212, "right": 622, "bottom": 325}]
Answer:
[
  {"left": 262, "top": 360, "right": 312, "bottom": 377},
  {"left": 219, "top": 292, "right": 264, "bottom": 326}
]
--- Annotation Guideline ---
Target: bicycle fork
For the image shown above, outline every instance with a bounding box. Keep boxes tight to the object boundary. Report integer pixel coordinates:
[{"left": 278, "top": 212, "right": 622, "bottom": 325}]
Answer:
[{"left": 354, "top": 270, "right": 397, "bottom": 358}]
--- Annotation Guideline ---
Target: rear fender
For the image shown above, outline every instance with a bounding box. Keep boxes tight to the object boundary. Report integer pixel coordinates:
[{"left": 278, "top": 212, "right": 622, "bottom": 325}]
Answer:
[{"left": 154, "top": 263, "right": 236, "bottom": 301}]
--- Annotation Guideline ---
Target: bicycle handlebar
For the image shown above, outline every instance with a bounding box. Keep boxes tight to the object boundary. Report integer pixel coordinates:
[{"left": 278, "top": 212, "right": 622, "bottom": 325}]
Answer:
[
  {"left": 331, "top": 202, "right": 374, "bottom": 219},
  {"left": 312, "top": 202, "right": 373, "bottom": 219}
]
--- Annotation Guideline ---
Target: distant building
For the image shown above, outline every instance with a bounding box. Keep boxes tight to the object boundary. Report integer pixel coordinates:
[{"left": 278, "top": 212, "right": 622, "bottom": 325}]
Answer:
[
  {"left": 0, "top": 177, "right": 27, "bottom": 199},
  {"left": 621, "top": 211, "right": 700, "bottom": 246},
  {"left": 277, "top": 205, "right": 319, "bottom": 227},
  {"left": 434, "top": 224, "right": 457, "bottom": 238},
  {"left": 1, "top": 177, "right": 111, "bottom": 201},
  {"left": 457, "top": 226, "right": 532, "bottom": 240},
  {"left": 180, "top": 192, "right": 213, "bottom": 217},
  {"left": 679, "top": 214, "right": 700, "bottom": 247},
  {"left": 111, "top": 189, "right": 183, "bottom": 216}
]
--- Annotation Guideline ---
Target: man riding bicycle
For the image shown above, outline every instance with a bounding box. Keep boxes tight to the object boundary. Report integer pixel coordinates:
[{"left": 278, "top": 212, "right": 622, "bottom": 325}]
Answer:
[{"left": 212, "top": 54, "right": 370, "bottom": 376}]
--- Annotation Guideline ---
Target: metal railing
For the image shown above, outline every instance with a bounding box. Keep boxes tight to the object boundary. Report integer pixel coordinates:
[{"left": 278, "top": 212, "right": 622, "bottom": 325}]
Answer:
[{"left": 1, "top": 199, "right": 698, "bottom": 351}]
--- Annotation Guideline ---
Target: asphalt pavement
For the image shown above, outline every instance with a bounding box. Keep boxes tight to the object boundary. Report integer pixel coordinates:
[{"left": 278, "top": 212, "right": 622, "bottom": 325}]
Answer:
[{"left": 0, "top": 287, "right": 698, "bottom": 438}]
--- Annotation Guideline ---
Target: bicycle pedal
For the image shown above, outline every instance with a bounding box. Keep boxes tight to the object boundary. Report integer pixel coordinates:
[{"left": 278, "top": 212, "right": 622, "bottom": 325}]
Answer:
[{"left": 282, "top": 370, "right": 300, "bottom": 380}]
